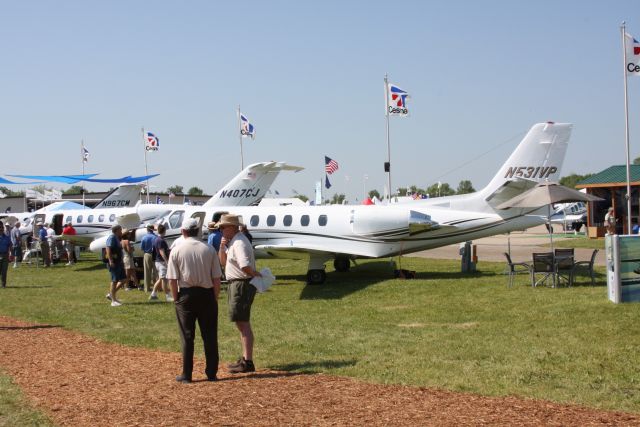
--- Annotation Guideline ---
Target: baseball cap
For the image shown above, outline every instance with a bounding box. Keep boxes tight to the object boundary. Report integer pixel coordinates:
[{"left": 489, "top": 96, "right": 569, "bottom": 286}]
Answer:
[{"left": 181, "top": 218, "right": 199, "bottom": 231}]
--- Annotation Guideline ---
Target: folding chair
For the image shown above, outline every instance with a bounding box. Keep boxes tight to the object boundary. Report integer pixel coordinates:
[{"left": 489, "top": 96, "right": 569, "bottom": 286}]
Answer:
[
  {"left": 554, "top": 248, "right": 575, "bottom": 287},
  {"left": 572, "top": 249, "right": 599, "bottom": 286},
  {"left": 531, "top": 252, "right": 554, "bottom": 287},
  {"left": 503, "top": 252, "right": 530, "bottom": 287}
]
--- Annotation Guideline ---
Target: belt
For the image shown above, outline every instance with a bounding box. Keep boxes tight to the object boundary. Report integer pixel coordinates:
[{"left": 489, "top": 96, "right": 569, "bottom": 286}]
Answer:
[{"left": 229, "top": 278, "right": 252, "bottom": 282}]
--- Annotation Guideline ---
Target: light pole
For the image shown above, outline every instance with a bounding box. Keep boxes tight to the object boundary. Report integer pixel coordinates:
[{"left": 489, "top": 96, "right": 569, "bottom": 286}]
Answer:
[{"left": 363, "top": 174, "right": 368, "bottom": 201}]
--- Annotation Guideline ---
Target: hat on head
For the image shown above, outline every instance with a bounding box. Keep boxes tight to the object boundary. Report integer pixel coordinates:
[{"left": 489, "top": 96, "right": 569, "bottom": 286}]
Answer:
[
  {"left": 146, "top": 223, "right": 155, "bottom": 230},
  {"left": 207, "top": 221, "right": 218, "bottom": 230},
  {"left": 181, "top": 218, "right": 199, "bottom": 231},
  {"left": 36, "top": 221, "right": 43, "bottom": 226},
  {"left": 217, "top": 214, "right": 242, "bottom": 229}
]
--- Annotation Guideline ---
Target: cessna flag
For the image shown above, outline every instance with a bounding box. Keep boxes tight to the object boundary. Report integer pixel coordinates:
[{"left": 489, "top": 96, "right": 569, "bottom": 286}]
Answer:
[
  {"left": 626, "top": 32, "right": 640, "bottom": 76},
  {"left": 387, "top": 83, "right": 410, "bottom": 116},
  {"left": 82, "top": 146, "right": 89, "bottom": 163},
  {"left": 240, "top": 114, "right": 256, "bottom": 139},
  {"left": 145, "top": 132, "right": 160, "bottom": 151}
]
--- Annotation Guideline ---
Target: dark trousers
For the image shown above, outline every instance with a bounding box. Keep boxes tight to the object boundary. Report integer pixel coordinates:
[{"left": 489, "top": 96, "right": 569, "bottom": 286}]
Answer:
[
  {"left": 0, "top": 255, "right": 8, "bottom": 287},
  {"left": 174, "top": 287, "right": 218, "bottom": 379}
]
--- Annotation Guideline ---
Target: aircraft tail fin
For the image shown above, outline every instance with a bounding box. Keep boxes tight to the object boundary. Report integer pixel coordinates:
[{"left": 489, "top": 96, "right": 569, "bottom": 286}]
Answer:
[
  {"left": 93, "top": 184, "right": 141, "bottom": 209},
  {"left": 203, "top": 162, "right": 303, "bottom": 207},
  {"left": 480, "top": 122, "right": 572, "bottom": 205}
]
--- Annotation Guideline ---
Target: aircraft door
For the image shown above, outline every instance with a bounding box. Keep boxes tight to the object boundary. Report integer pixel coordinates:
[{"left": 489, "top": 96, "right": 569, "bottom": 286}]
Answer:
[
  {"left": 52, "top": 214, "right": 64, "bottom": 235},
  {"left": 190, "top": 211, "right": 206, "bottom": 239}
]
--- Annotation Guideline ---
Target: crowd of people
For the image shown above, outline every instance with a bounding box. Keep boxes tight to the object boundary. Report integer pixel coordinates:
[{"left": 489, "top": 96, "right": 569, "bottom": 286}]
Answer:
[
  {"left": 102, "top": 213, "right": 262, "bottom": 380},
  {"left": 2, "top": 212, "right": 264, "bottom": 380},
  {"left": 0, "top": 220, "right": 78, "bottom": 287}
]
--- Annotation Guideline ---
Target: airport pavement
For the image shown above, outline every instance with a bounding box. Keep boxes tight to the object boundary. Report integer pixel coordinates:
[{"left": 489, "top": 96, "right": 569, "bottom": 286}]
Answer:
[{"left": 412, "top": 225, "right": 605, "bottom": 266}]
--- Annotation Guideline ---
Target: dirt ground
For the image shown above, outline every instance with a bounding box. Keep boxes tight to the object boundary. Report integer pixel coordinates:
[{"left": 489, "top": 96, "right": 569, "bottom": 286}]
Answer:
[{"left": 0, "top": 316, "right": 638, "bottom": 426}]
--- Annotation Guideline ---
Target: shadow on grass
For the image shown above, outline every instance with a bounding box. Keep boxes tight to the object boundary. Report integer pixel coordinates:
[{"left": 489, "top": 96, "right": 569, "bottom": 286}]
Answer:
[
  {"left": 0, "top": 324, "right": 61, "bottom": 331},
  {"left": 271, "top": 359, "right": 357, "bottom": 373},
  {"left": 3, "top": 285, "right": 53, "bottom": 289},
  {"left": 74, "top": 263, "right": 108, "bottom": 272},
  {"left": 298, "top": 261, "right": 397, "bottom": 300}
]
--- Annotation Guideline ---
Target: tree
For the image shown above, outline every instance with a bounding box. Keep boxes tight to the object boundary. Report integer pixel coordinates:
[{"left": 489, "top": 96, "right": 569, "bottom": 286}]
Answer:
[
  {"left": 634, "top": 157, "right": 640, "bottom": 165},
  {"left": 166, "top": 185, "right": 184, "bottom": 195},
  {"left": 396, "top": 187, "right": 409, "bottom": 197},
  {"left": 187, "top": 186, "right": 204, "bottom": 196},
  {"left": 330, "top": 194, "right": 346, "bottom": 204},
  {"left": 294, "top": 194, "right": 309, "bottom": 203},
  {"left": 0, "top": 186, "right": 23, "bottom": 197},
  {"left": 559, "top": 173, "right": 593, "bottom": 189},
  {"left": 456, "top": 180, "right": 475, "bottom": 194},
  {"left": 368, "top": 189, "right": 381, "bottom": 200},
  {"left": 426, "top": 182, "right": 454, "bottom": 197},
  {"left": 63, "top": 185, "right": 85, "bottom": 195}
]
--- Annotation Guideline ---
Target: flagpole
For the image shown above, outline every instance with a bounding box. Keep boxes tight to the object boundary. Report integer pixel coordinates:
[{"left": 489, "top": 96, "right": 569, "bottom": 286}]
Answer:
[
  {"left": 622, "top": 22, "right": 632, "bottom": 233},
  {"left": 81, "top": 140, "right": 86, "bottom": 208},
  {"left": 238, "top": 105, "right": 244, "bottom": 170},
  {"left": 384, "top": 74, "right": 392, "bottom": 203},
  {"left": 142, "top": 127, "right": 150, "bottom": 204}
]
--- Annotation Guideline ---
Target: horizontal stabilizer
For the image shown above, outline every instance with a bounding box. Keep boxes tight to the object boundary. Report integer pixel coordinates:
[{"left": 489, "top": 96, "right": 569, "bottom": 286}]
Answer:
[{"left": 485, "top": 178, "right": 538, "bottom": 208}]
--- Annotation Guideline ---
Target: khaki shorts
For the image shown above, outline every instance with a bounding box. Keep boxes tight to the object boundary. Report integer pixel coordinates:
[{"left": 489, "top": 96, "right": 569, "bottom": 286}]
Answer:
[{"left": 227, "top": 279, "right": 256, "bottom": 322}]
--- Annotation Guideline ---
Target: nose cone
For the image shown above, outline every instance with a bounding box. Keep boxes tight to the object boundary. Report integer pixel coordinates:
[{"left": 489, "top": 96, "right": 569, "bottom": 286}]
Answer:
[{"left": 89, "top": 235, "right": 108, "bottom": 253}]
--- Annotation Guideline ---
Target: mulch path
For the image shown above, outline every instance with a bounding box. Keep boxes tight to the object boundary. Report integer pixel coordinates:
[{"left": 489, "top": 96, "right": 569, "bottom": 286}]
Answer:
[{"left": 0, "top": 316, "right": 638, "bottom": 426}]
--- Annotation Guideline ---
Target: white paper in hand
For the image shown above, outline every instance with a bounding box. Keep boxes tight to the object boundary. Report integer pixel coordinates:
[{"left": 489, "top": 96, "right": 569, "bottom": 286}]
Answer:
[{"left": 250, "top": 267, "right": 275, "bottom": 293}]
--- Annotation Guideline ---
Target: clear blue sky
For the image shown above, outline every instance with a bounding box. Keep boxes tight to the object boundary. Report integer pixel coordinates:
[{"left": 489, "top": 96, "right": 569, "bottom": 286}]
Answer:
[{"left": 1, "top": 1, "right": 639, "bottom": 201}]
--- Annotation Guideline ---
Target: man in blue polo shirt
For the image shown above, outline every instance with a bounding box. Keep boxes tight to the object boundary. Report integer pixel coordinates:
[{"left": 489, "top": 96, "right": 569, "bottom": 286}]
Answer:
[
  {"left": 0, "top": 221, "right": 13, "bottom": 288},
  {"left": 141, "top": 224, "right": 157, "bottom": 293},
  {"left": 37, "top": 222, "right": 50, "bottom": 267}
]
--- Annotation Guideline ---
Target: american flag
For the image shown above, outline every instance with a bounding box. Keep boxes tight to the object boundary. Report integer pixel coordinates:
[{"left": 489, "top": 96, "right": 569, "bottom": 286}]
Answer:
[{"left": 325, "top": 156, "right": 339, "bottom": 175}]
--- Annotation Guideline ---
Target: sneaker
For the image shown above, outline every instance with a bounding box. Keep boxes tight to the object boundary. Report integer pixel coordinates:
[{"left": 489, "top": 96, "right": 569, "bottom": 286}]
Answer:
[
  {"left": 149, "top": 293, "right": 158, "bottom": 301},
  {"left": 13, "top": 264, "right": 18, "bottom": 268},
  {"left": 110, "top": 300, "right": 122, "bottom": 307},
  {"left": 66, "top": 262, "right": 72, "bottom": 266},
  {"left": 176, "top": 375, "right": 192, "bottom": 384},
  {"left": 165, "top": 294, "right": 174, "bottom": 302},
  {"left": 106, "top": 293, "right": 112, "bottom": 301},
  {"left": 226, "top": 357, "right": 244, "bottom": 369},
  {"left": 228, "top": 358, "right": 255, "bottom": 374}
]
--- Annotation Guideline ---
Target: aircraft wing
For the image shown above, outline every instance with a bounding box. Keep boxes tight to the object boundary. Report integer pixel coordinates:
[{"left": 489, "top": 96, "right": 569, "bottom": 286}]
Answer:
[
  {"left": 53, "top": 234, "right": 96, "bottom": 247},
  {"left": 255, "top": 243, "right": 340, "bottom": 260}
]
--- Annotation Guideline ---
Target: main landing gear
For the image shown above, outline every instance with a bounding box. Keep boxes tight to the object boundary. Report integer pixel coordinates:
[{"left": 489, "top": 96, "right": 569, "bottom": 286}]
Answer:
[{"left": 306, "top": 269, "right": 327, "bottom": 285}]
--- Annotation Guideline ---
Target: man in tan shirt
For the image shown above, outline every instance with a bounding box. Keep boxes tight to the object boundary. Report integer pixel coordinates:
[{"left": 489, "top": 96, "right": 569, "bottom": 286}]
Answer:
[
  {"left": 218, "top": 214, "right": 261, "bottom": 374},
  {"left": 168, "top": 218, "right": 222, "bottom": 383}
]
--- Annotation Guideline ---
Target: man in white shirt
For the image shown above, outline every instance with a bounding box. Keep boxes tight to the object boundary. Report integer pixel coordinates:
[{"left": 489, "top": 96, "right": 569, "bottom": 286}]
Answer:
[
  {"left": 167, "top": 218, "right": 222, "bottom": 383},
  {"left": 218, "top": 214, "right": 261, "bottom": 374}
]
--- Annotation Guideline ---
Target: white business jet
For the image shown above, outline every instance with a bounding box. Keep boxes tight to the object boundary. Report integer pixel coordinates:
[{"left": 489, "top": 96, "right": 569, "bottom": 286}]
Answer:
[
  {"left": 53, "top": 161, "right": 301, "bottom": 248},
  {"left": 92, "top": 122, "right": 571, "bottom": 284}
]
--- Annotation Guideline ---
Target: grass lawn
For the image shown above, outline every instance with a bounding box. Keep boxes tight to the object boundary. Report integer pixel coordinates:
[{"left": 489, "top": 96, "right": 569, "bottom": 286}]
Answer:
[
  {"left": 0, "top": 253, "right": 639, "bottom": 415},
  {"left": 0, "top": 373, "right": 53, "bottom": 426}
]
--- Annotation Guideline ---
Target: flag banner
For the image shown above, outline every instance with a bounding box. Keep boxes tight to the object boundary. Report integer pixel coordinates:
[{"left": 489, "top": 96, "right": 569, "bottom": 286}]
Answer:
[
  {"left": 82, "top": 146, "right": 90, "bottom": 163},
  {"left": 325, "top": 174, "right": 332, "bottom": 189},
  {"left": 626, "top": 32, "right": 640, "bottom": 76},
  {"left": 145, "top": 131, "right": 160, "bottom": 151},
  {"left": 169, "top": 192, "right": 175, "bottom": 199},
  {"left": 325, "top": 156, "right": 339, "bottom": 175},
  {"left": 387, "top": 83, "right": 410, "bottom": 116},
  {"left": 156, "top": 195, "right": 164, "bottom": 204},
  {"left": 240, "top": 114, "right": 256, "bottom": 139}
]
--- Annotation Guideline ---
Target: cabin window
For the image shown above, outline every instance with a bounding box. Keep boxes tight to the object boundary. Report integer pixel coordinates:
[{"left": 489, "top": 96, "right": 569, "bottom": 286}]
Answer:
[
  {"left": 88, "top": 215, "right": 94, "bottom": 223},
  {"left": 250, "top": 215, "right": 259, "bottom": 227},
  {"left": 66, "top": 216, "right": 72, "bottom": 224},
  {"left": 301, "top": 215, "right": 310, "bottom": 226},
  {"left": 77, "top": 215, "right": 83, "bottom": 223},
  {"left": 169, "top": 211, "right": 184, "bottom": 229},
  {"left": 98, "top": 214, "right": 105, "bottom": 222},
  {"left": 109, "top": 214, "right": 116, "bottom": 222},
  {"left": 318, "top": 215, "right": 328, "bottom": 226},
  {"left": 283, "top": 215, "right": 292, "bottom": 226},
  {"left": 267, "top": 215, "right": 276, "bottom": 226}
]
